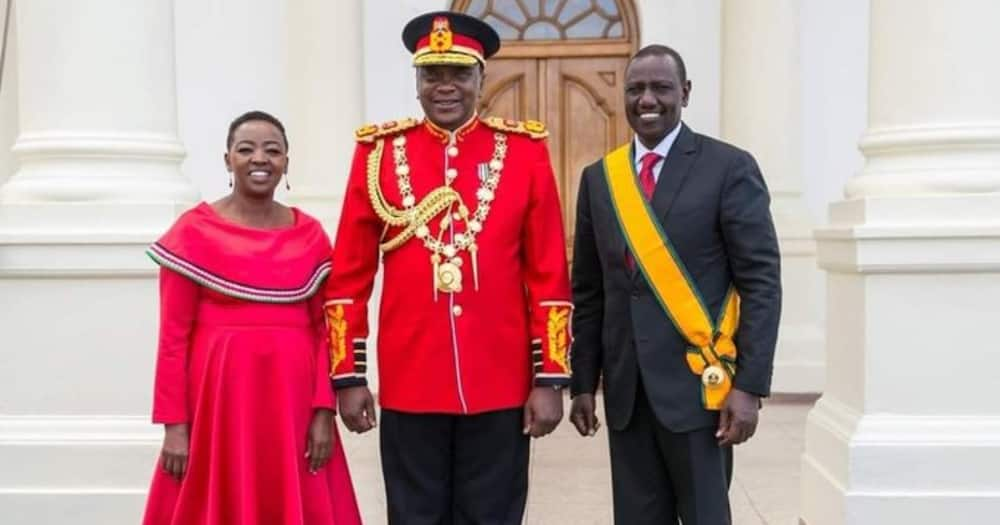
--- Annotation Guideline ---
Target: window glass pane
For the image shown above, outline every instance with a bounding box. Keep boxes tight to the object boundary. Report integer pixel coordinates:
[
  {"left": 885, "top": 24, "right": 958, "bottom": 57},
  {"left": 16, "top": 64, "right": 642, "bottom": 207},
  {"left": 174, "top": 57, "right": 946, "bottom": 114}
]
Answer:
[
  {"left": 494, "top": 1, "right": 528, "bottom": 25},
  {"left": 522, "top": 0, "right": 541, "bottom": 18},
  {"left": 466, "top": 0, "right": 625, "bottom": 42},
  {"left": 543, "top": 0, "right": 561, "bottom": 17},
  {"left": 466, "top": 0, "right": 488, "bottom": 17},
  {"left": 606, "top": 20, "right": 623, "bottom": 38},
  {"left": 595, "top": 0, "right": 619, "bottom": 16},
  {"left": 483, "top": 14, "right": 520, "bottom": 39},
  {"left": 566, "top": 11, "right": 609, "bottom": 38},
  {"left": 523, "top": 21, "right": 562, "bottom": 40},
  {"left": 558, "top": 0, "right": 591, "bottom": 24}
]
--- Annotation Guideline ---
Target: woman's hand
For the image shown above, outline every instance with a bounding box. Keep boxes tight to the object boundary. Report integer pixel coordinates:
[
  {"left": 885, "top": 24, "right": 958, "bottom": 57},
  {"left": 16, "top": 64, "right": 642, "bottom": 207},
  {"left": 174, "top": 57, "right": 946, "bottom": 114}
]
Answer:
[
  {"left": 161, "top": 423, "right": 190, "bottom": 481},
  {"left": 306, "top": 408, "right": 335, "bottom": 474}
]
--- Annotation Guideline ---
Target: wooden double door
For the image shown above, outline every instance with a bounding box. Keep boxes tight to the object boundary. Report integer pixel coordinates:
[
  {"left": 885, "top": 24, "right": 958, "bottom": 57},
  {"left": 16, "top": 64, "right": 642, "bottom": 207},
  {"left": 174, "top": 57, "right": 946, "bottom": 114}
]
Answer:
[{"left": 479, "top": 56, "right": 632, "bottom": 259}]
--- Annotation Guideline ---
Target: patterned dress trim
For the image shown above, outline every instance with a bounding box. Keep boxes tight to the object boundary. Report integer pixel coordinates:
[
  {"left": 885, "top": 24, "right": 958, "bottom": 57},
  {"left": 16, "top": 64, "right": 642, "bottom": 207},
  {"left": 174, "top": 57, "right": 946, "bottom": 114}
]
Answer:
[{"left": 147, "top": 242, "right": 331, "bottom": 303}]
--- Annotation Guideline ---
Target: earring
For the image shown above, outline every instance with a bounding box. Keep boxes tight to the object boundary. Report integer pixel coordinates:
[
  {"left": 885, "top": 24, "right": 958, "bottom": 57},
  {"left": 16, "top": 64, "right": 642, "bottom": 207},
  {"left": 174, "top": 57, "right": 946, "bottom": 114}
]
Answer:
[
  {"left": 228, "top": 172, "right": 233, "bottom": 188},
  {"left": 284, "top": 173, "right": 291, "bottom": 191}
]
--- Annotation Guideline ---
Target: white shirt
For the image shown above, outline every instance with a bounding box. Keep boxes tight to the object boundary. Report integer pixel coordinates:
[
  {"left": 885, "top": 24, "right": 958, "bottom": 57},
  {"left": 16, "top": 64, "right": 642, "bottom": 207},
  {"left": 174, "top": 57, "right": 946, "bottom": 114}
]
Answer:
[{"left": 633, "top": 121, "right": 681, "bottom": 182}]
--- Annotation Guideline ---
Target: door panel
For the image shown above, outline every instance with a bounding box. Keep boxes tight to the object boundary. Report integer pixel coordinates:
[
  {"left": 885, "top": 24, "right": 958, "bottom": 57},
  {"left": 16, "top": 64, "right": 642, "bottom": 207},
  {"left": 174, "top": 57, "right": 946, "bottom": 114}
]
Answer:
[
  {"left": 546, "top": 57, "right": 631, "bottom": 257},
  {"left": 480, "top": 56, "right": 631, "bottom": 260},
  {"left": 479, "top": 59, "right": 540, "bottom": 121}
]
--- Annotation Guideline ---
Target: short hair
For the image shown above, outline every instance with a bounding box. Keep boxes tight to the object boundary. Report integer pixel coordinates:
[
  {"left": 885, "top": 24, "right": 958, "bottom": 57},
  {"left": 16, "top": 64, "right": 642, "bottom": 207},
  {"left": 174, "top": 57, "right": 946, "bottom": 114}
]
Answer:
[
  {"left": 628, "top": 45, "right": 687, "bottom": 84},
  {"left": 226, "top": 110, "right": 289, "bottom": 151}
]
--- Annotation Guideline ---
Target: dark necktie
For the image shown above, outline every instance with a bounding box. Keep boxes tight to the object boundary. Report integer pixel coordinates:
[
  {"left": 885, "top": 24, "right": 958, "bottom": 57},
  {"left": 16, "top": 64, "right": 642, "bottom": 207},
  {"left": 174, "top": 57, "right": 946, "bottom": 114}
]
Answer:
[{"left": 626, "top": 152, "right": 663, "bottom": 271}]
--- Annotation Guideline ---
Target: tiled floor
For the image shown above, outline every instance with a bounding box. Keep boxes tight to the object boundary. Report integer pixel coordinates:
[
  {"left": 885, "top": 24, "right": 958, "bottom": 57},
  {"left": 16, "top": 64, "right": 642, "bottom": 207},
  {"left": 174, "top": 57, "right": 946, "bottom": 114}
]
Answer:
[{"left": 339, "top": 395, "right": 813, "bottom": 524}]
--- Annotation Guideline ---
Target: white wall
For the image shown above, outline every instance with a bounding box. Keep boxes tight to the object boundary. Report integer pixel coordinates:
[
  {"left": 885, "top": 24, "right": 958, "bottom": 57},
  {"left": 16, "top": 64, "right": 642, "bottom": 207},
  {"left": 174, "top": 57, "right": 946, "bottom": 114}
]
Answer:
[
  {"left": 0, "top": 12, "right": 17, "bottom": 187},
  {"left": 362, "top": 0, "right": 444, "bottom": 123},
  {"left": 800, "top": 0, "right": 869, "bottom": 224},
  {"left": 173, "top": 0, "right": 289, "bottom": 202},
  {"left": 639, "top": 0, "right": 722, "bottom": 137}
]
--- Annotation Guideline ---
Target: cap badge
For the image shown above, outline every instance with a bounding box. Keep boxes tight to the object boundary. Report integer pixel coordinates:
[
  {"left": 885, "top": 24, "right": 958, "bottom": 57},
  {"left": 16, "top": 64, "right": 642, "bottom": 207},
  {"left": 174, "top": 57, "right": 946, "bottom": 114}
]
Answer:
[{"left": 429, "top": 16, "right": 453, "bottom": 52}]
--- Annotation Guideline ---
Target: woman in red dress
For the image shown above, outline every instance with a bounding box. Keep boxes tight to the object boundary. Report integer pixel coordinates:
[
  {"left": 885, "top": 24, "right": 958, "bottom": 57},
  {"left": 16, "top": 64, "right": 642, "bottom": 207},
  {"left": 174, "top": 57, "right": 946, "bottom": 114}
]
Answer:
[{"left": 142, "top": 111, "right": 361, "bottom": 524}]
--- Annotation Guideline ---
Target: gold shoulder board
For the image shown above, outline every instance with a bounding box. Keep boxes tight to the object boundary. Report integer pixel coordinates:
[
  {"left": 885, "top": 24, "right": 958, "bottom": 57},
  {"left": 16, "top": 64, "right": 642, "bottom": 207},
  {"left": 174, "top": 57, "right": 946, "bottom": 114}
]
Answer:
[
  {"left": 482, "top": 116, "right": 548, "bottom": 140},
  {"left": 355, "top": 118, "right": 420, "bottom": 143}
]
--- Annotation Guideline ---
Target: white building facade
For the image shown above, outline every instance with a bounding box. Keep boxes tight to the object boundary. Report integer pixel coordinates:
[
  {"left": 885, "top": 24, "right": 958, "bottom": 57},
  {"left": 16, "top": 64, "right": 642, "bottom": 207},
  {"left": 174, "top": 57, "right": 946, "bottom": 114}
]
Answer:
[{"left": 4, "top": 1, "right": 994, "bottom": 523}]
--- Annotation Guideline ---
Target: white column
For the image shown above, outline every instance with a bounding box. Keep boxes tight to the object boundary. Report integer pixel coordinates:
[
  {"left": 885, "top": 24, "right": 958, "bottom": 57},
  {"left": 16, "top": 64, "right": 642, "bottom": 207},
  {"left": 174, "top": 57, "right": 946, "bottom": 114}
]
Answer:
[
  {"left": 641, "top": 0, "right": 722, "bottom": 136},
  {"left": 0, "top": 4, "right": 17, "bottom": 187},
  {"left": 721, "top": 0, "right": 825, "bottom": 393},
  {"left": 0, "top": 1, "right": 195, "bottom": 522},
  {"left": 361, "top": 0, "right": 439, "bottom": 123},
  {"left": 0, "top": 0, "right": 196, "bottom": 241},
  {"left": 801, "top": 1, "right": 1000, "bottom": 523},
  {"left": 284, "top": 0, "right": 363, "bottom": 229},
  {"left": 284, "top": 0, "right": 388, "bottom": 394}
]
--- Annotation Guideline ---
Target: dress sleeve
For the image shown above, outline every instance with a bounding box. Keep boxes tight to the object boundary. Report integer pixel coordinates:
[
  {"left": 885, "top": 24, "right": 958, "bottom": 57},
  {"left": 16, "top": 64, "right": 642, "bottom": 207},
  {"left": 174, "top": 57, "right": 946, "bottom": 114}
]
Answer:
[
  {"left": 520, "top": 139, "right": 573, "bottom": 388},
  {"left": 151, "top": 267, "right": 199, "bottom": 424},
  {"left": 310, "top": 286, "right": 336, "bottom": 410}
]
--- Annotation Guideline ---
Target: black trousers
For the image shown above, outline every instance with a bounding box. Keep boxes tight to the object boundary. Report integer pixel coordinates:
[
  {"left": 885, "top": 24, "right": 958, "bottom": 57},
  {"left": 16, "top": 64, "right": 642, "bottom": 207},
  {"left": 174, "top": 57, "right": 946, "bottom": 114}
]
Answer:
[
  {"left": 380, "top": 408, "right": 529, "bottom": 525},
  {"left": 608, "top": 381, "right": 733, "bottom": 525}
]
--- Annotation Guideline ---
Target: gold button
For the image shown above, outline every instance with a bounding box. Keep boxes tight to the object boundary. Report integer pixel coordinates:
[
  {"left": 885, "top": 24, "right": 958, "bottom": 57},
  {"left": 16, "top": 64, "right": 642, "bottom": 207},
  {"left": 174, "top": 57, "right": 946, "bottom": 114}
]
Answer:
[{"left": 452, "top": 305, "right": 463, "bottom": 317}]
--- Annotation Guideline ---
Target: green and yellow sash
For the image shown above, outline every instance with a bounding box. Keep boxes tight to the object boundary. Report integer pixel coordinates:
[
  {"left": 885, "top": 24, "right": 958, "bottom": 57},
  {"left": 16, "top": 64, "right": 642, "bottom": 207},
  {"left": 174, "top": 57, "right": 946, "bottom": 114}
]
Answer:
[{"left": 603, "top": 144, "right": 740, "bottom": 410}]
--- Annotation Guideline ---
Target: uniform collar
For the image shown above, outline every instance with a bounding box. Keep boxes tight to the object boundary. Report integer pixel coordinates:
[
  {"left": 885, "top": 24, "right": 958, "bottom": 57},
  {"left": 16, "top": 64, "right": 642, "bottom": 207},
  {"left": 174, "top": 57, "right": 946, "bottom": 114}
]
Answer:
[{"left": 423, "top": 113, "right": 480, "bottom": 143}]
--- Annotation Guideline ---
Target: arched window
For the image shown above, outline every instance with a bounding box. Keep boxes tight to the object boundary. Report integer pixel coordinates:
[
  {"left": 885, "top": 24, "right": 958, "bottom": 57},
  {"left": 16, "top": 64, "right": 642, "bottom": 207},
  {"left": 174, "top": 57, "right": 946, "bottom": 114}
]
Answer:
[{"left": 451, "top": 0, "right": 639, "bottom": 57}]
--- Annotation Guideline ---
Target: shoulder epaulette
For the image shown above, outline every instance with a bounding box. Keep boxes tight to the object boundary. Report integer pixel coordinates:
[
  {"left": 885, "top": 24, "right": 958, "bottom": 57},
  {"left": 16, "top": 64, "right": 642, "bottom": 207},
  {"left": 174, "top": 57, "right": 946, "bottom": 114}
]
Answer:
[
  {"left": 482, "top": 116, "right": 548, "bottom": 140},
  {"left": 355, "top": 118, "right": 420, "bottom": 143}
]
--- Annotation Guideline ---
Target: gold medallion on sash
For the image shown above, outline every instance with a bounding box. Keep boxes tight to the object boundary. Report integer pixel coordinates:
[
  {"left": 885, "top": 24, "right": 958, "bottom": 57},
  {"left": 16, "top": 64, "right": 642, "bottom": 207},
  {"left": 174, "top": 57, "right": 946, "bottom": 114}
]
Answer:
[{"left": 602, "top": 144, "right": 740, "bottom": 410}]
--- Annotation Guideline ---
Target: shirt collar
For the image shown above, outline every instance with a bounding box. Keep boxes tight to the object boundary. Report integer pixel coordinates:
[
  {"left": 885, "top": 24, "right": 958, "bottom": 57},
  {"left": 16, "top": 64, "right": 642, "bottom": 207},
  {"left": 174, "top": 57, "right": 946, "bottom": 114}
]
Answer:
[{"left": 634, "top": 121, "right": 682, "bottom": 162}]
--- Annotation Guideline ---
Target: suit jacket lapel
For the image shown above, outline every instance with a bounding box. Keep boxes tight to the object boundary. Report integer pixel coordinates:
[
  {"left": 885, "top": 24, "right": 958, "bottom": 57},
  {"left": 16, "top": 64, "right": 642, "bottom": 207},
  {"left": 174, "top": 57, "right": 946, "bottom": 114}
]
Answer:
[
  {"left": 631, "top": 124, "right": 698, "bottom": 283},
  {"left": 650, "top": 123, "right": 698, "bottom": 221}
]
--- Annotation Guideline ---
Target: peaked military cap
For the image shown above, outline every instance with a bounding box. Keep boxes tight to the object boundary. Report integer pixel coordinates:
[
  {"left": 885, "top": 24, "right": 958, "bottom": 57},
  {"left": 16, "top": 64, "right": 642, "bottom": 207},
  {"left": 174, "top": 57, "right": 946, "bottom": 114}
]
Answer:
[{"left": 402, "top": 11, "right": 501, "bottom": 67}]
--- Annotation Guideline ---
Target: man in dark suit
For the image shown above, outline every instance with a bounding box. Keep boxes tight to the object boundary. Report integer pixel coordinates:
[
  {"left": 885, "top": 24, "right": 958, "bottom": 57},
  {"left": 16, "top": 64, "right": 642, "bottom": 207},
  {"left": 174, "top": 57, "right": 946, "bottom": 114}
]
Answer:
[{"left": 569, "top": 44, "right": 781, "bottom": 524}]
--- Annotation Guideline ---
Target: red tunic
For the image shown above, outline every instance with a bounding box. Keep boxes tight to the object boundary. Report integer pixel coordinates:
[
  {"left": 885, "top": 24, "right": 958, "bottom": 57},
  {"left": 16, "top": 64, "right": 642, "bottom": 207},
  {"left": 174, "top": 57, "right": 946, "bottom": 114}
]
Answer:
[
  {"left": 142, "top": 203, "right": 361, "bottom": 525},
  {"left": 324, "top": 117, "right": 572, "bottom": 414}
]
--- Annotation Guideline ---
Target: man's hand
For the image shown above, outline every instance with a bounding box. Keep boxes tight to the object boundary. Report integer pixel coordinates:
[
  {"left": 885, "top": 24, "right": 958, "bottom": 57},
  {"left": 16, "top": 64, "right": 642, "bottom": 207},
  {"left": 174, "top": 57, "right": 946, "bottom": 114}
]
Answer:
[
  {"left": 523, "top": 386, "right": 564, "bottom": 438},
  {"left": 161, "top": 423, "right": 190, "bottom": 481},
  {"left": 306, "top": 408, "right": 335, "bottom": 474},
  {"left": 716, "top": 388, "right": 759, "bottom": 446},
  {"left": 569, "top": 393, "right": 601, "bottom": 437},
  {"left": 338, "top": 385, "right": 377, "bottom": 433}
]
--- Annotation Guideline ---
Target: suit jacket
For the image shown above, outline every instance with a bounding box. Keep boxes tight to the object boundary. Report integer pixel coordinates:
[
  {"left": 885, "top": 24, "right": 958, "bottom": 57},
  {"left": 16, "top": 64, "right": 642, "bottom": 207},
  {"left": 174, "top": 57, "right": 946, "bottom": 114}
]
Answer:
[{"left": 570, "top": 123, "right": 781, "bottom": 433}]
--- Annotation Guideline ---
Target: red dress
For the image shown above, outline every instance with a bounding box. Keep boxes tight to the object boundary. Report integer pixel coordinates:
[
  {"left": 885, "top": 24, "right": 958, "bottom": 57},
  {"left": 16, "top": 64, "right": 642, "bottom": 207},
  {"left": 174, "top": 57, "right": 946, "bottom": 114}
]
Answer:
[{"left": 142, "top": 203, "right": 361, "bottom": 525}]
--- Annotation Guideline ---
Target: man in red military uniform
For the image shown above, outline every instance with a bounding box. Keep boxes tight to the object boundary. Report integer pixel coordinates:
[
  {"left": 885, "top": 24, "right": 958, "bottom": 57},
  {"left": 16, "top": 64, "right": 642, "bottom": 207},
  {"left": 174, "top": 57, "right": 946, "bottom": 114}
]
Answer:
[{"left": 323, "top": 11, "right": 572, "bottom": 524}]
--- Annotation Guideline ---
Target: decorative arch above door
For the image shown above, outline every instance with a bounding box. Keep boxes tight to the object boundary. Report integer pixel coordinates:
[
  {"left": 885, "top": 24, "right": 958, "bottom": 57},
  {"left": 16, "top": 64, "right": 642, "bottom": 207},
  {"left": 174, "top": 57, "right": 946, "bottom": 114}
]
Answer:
[
  {"left": 450, "top": 0, "right": 640, "bottom": 259},
  {"left": 451, "top": 0, "right": 639, "bottom": 57}
]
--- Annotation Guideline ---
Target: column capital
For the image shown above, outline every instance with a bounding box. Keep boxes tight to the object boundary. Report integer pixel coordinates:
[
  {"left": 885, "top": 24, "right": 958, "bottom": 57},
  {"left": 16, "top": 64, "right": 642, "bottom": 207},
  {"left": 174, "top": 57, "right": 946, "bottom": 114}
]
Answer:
[
  {"left": 0, "top": 0, "right": 197, "bottom": 241},
  {"left": 847, "top": 124, "right": 1000, "bottom": 198},
  {"left": 848, "top": 0, "right": 1000, "bottom": 200}
]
